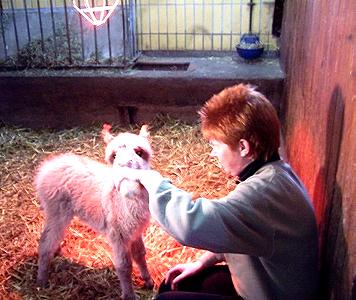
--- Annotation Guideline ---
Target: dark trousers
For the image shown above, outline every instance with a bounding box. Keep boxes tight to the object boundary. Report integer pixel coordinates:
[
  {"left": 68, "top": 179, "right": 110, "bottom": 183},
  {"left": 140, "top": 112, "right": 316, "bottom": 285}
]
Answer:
[{"left": 155, "top": 265, "right": 244, "bottom": 300}]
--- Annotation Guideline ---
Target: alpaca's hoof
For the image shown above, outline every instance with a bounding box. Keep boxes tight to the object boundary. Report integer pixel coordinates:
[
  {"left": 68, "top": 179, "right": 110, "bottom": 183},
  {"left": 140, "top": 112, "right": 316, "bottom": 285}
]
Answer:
[
  {"left": 36, "top": 277, "right": 49, "bottom": 288},
  {"left": 144, "top": 278, "right": 154, "bottom": 289},
  {"left": 122, "top": 293, "right": 139, "bottom": 300}
]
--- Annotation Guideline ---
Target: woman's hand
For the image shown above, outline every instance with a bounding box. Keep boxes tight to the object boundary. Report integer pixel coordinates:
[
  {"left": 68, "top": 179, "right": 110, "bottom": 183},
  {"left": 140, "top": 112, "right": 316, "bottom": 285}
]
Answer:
[
  {"left": 112, "top": 167, "right": 164, "bottom": 194},
  {"left": 113, "top": 167, "right": 156, "bottom": 185},
  {"left": 165, "top": 261, "right": 204, "bottom": 290},
  {"left": 112, "top": 167, "right": 143, "bottom": 189},
  {"left": 113, "top": 166, "right": 144, "bottom": 182}
]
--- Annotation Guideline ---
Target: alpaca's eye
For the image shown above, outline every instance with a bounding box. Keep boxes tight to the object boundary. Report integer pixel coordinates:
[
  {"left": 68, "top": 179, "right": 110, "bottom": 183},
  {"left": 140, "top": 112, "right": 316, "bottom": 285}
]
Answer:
[
  {"left": 135, "top": 149, "right": 143, "bottom": 157},
  {"left": 110, "top": 153, "right": 116, "bottom": 163}
]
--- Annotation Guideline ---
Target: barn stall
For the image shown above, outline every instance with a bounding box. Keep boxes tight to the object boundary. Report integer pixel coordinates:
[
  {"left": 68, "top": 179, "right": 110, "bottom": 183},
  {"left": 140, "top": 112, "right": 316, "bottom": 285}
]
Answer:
[{"left": 0, "top": 0, "right": 355, "bottom": 299}]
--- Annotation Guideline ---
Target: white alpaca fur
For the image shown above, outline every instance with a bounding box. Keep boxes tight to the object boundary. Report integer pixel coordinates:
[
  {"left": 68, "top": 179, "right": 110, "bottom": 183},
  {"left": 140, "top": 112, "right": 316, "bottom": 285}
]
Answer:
[{"left": 35, "top": 124, "right": 153, "bottom": 300}]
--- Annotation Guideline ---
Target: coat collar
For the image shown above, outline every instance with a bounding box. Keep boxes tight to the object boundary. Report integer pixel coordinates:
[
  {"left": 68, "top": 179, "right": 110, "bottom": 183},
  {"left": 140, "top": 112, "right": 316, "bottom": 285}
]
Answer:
[{"left": 237, "top": 152, "right": 281, "bottom": 183}]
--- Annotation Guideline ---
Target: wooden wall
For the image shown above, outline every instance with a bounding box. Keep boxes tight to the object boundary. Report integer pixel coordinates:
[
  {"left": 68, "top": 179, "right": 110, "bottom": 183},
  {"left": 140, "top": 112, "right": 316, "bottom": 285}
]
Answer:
[{"left": 279, "top": 1, "right": 355, "bottom": 299}]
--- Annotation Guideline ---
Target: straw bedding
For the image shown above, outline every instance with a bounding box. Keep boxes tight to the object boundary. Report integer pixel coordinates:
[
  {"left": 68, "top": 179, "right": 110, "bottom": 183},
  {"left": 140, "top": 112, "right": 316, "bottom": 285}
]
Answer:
[{"left": 0, "top": 117, "right": 236, "bottom": 299}]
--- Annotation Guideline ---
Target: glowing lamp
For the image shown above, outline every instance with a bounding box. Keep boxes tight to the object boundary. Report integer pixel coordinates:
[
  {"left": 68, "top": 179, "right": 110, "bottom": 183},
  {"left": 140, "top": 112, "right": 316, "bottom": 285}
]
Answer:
[{"left": 73, "top": 0, "right": 119, "bottom": 26}]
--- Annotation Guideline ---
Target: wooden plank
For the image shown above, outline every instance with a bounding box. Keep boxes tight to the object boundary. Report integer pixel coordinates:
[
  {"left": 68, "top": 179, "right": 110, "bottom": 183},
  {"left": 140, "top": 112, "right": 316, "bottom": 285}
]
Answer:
[{"left": 280, "top": 0, "right": 355, "bottom": 299}]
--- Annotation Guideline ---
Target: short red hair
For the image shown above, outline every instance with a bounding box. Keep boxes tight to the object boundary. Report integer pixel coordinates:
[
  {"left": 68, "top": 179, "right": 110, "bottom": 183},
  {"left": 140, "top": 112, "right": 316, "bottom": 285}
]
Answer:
[{"left": 199, "top": 84, "right": 280, "bottom": 161}]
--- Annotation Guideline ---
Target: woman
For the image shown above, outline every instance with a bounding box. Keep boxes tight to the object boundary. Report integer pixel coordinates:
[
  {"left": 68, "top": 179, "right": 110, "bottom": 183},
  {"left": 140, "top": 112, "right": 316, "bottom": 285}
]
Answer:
[{"left": 118, "top": 84, "right": 318, "bottom": 300}]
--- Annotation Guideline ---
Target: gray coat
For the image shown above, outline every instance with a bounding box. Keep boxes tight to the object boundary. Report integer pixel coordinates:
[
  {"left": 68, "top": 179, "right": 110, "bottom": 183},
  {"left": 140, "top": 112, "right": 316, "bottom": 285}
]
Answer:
[{"left": 146, "top": 160, "right": 318, "bottom": 300}]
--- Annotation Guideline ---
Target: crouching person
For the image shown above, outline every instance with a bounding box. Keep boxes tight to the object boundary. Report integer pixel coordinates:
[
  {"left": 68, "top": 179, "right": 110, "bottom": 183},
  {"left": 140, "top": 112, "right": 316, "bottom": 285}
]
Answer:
[{"left": 119, "top": 84, "right": 319, "bottom": 300}]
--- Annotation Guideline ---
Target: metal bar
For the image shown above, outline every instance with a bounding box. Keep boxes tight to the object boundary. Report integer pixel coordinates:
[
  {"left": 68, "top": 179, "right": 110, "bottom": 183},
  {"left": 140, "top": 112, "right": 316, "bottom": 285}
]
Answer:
[
  {"left": 91, "top": 0, "right": 98, "bottom": 62},
  {"left": 23, "top": 0, "right": 31, "bottom": 42},
  {"left": 165, "top": 0, "right": 168, "bottom": 49},
  {"left": 129, "top": 0, "right": 133, "bottom": 56},
  {"left": 130, "top": 0, "right": 136, "bottom": 56},
  {"left": 259, "top": 0, "right": 262, "bottom": 34},
  {"left": 156, "top": 1, "right": 160, "bottom": 50},
  {"left": 183, "top": 0, "right": 186, "bottom": 49},
  {"left": 248, "top": 0, "right": 255, "bottom": 33},
  {"left": 239, "top": 0, "right": 243, "bottom": 39},
  {"left": 124, "top": 0, "right": 130, "bottom": 57},
  {"left": 36, "top": 0, "right": 45, "bottom": 52},
  {"left": 106, "top": 0, "right": 112, "bottom": 62},
  {"left": 132, "top": 0, "right": 138, "bottom": 55},
  {"left": 267, "top": 4, "right": 271, "bottom": 51},
  {"left": 211, "top": 1, "right": 214, "bottom": 50},
  {"left": 135, "top": 1, "right": 140, "bottom": 54},
  {"left": 230, "top": 0, "right": 233, "bottom": 50},
  {"left": 220, "top": 1, "right": 223, "bottom": 50},
  {"left": 77, "top": 0, "right": 85, "bottom": 61},
  {"left": 174, "top": 0, "right": 177, "bottom": 50},
  {"left": 120, "top": 0, "right": 126, "bottom": 62},
  {"left": 63, "top": 0, "right": 72, "bottom": 64},
  {"left": 9, "top": 0, "right": 19, "bottom": 53},
  {"left": 134, "top": 0, "right": 138, "bottom": 50},
  {"left": 192, "top": 0, "right": 195, "bottom": 50},
  {"left": 0, "top": 0, "right": 8, "bottom": 59},
  {"left": 202, "top": 1, "right": 204, "bottom": 50},
  {"left": 137, "top": 0, "right": 143, "bottom": 51},
  {"left": 125, "top": 0, "right": 131, "bottom": 57},
  {"left": 49, "top": 0, "right": 58, "bottom": 59},
  {"left": 123, "top": 0, "right": 128, "bottom": 55},
  {"left": 148, "top": 0, "right": 151, "bottom": 49},
  {"left": 125, "top": 0, "right": 133, "bottom": 57}
]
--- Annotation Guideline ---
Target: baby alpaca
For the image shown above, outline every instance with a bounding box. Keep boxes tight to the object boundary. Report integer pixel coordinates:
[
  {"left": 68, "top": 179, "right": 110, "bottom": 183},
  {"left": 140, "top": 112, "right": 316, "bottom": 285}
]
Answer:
[{"left": 35, "top": 124, "right": 153, "bottom": 300}]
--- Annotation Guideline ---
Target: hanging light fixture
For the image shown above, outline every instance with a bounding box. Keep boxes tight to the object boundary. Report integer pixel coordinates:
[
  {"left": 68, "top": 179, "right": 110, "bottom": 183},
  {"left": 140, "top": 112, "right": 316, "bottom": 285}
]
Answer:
[{"left": 73, "top": 0, "right": 119, "bottom": 26}]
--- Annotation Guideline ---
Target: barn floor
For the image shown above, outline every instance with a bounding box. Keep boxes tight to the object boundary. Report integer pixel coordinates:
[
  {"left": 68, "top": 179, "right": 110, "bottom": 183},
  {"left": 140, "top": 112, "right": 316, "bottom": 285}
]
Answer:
[
  {"left": 0, "top": 54, "right": 284, "bottom": 129},
  {"left": 0, "top": 119, "right": 234, "bottom": 299},
  {"left": 0, "top": 53, "right": 285, "bottom": 299}
]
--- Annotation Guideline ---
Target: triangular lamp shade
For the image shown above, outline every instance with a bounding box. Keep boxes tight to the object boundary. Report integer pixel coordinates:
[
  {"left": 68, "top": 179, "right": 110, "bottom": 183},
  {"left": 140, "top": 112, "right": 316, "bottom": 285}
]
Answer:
[{"left": 73, "top": 0, "right": 119, "bottom": 26}]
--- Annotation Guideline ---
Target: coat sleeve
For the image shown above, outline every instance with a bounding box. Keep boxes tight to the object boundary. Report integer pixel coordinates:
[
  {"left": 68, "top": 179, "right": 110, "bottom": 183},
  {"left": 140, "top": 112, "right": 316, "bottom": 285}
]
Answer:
[{"left": 148, "top": 179, "right": 275, "bottom": 257}]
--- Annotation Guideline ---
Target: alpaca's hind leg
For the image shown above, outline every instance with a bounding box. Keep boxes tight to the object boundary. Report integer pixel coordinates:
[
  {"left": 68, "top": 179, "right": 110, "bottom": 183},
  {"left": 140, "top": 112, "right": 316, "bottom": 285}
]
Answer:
[
  {"left": 131, "top": 237, "right": 153, "bottom": 289},
  {"left": 36, "top": 210, "right": 72, "bottom": 287}
]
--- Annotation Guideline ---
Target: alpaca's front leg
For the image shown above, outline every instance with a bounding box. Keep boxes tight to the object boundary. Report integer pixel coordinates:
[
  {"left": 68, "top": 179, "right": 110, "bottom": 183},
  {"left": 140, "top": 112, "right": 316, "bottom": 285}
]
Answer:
[
  {"left": 111, "top": 243, "right": 136, "bottom": 300},
  {"left": 131, "top": 237, "right": 153, "bottom": 289}
]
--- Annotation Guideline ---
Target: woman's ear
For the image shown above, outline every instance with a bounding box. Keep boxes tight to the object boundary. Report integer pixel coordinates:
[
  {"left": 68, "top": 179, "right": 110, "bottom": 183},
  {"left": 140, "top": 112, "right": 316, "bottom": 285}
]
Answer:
[{"left": 239, "top": 139, "right": 251, "bottom": 158}]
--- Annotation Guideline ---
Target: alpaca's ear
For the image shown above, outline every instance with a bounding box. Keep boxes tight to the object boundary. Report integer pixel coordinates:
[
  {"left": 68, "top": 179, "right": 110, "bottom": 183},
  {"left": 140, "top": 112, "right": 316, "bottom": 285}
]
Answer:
[
  {"left": 139, "top": 125, "right": 150, "bottom": 138},
  {"left": 101, "top": 124, "right": 114, "bottom": 144}
]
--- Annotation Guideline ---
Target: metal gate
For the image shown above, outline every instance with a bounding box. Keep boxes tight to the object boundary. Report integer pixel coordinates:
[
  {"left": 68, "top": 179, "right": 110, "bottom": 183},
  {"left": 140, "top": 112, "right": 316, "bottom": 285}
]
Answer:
[
  {"left": 0, "top": 0, "right": 137, "bottom": 68},
  {"left": 135, "top": 0, "right": 276, "bottom": 52},
  {"left": 0, "top": 0, "right": 276, "bottom": 68}
]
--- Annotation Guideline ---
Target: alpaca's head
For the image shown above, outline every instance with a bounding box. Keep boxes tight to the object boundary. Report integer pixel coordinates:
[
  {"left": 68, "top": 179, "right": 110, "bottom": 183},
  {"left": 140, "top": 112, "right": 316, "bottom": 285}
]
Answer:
[{"left": 101, "top": 124, "right": 152, "bottom": 170}]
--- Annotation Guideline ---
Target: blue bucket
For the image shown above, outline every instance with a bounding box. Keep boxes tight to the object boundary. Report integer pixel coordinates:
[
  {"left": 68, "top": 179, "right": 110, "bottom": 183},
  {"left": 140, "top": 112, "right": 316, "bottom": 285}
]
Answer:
[{"left": 236, "top": 33, "right": 264, "bottom": 60}]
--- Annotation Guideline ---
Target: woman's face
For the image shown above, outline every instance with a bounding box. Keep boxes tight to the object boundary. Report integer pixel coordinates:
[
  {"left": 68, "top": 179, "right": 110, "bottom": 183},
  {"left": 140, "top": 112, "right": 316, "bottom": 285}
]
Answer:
[{"left": 209, "top": 139, "right": 252, "bottom": 177}]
